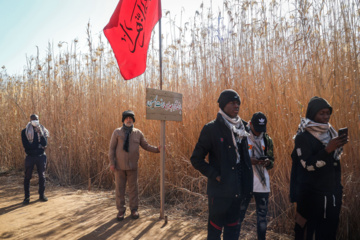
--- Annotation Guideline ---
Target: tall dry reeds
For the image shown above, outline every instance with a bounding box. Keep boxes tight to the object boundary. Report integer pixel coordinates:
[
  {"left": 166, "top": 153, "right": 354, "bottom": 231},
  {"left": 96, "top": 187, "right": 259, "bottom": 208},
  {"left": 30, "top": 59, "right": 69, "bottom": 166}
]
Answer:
[{"left": 1, "top": 0, "right": 359, "bottom": 238}]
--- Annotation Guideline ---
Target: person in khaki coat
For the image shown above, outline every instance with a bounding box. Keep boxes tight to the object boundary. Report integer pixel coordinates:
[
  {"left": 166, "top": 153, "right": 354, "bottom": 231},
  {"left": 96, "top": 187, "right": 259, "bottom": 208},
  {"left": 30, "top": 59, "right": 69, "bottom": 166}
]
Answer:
[{"left": 109, "top": 110, "right": 160, "bottom": 220}]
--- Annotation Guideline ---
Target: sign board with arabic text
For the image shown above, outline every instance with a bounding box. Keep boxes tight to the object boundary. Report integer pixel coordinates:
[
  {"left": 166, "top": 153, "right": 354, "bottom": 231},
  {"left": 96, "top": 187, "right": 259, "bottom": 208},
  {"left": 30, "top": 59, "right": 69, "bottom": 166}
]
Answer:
[{"left": 146, "top": 88, "right": 182, "bottom": 122}]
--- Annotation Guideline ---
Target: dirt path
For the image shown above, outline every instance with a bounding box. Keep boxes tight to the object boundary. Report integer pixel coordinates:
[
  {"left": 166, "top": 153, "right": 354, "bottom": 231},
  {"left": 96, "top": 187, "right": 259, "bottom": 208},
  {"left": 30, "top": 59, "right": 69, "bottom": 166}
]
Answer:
[
  {"left": 0, "top": 173, "right": 293, "bottom": 240},
  {"left": 0, "top": 173, "right": 207, "bottom": 240}
]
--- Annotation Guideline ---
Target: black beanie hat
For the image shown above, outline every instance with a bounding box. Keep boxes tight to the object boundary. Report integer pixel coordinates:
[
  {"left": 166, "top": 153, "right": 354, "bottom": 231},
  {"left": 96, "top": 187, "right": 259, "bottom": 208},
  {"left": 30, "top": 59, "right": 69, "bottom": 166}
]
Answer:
[
  {"left": 305, "top": 96, "right": 332, "bottom": 121},
  {"left": 122, "top": 110, "right": 135, "bottom": 122},
  {"left": 217, "top": 89, "right": 241, "bottom": 110}
]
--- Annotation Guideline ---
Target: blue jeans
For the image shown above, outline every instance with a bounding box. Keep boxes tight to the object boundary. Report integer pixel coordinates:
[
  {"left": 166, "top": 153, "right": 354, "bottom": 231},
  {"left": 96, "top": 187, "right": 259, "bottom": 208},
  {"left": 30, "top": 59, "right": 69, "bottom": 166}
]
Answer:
[
  {"left": 24, "top": 154, "right": 47, "bottom": 199},
  {"left": 253, "top": 192, "right": 269, "bottom": 240}
]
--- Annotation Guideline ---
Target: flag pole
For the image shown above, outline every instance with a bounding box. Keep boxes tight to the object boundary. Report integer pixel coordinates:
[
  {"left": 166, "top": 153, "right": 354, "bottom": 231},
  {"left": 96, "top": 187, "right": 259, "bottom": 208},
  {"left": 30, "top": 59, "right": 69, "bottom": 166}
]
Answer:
[
  {"left": 159, "top": 18, "right": 163, "bottom": 90},
  {"left": 159, "top": 18, "right": 166, "bottom": 220}
]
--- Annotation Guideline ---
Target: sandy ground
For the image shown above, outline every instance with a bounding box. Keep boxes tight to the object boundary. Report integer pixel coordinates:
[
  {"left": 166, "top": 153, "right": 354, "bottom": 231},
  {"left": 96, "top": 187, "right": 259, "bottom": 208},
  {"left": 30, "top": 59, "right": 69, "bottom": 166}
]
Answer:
[
  {"left": 0, "top": 172, "right": 293, "bottom": 240},
  {"left": 0, "top": 173, "right": 208, "bottom": 240}
]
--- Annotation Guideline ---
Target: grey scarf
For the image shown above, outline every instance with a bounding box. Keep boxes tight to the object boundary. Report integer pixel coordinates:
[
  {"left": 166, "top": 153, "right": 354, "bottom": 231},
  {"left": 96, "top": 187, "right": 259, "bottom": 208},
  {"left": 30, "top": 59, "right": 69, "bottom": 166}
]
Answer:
[{"left": 249, "top": 131, "right": 267, "bottom": 187}]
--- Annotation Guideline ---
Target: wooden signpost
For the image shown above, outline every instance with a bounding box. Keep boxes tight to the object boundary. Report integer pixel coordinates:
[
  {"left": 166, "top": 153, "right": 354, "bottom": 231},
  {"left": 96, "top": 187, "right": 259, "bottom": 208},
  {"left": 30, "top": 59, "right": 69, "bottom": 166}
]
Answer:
[
  {"left": 146, "top": 88, "right": 182, "bottom": 121},
  {"left": 146, "top": 88, "right": 183, "bottom": 219}
]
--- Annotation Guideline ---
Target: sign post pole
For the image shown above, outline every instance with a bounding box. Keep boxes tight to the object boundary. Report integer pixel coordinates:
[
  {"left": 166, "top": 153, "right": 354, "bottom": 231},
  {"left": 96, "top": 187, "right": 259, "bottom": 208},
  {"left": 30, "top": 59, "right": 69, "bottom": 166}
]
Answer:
[
  {"left": 146, "top": 88, "right": 182, "bottom": 219},
  {"left": 158, "top": 19, "right": 166, "bottom": 219},
  {"left": 160, "top": 120, "right": 165, "bottom": 219}
]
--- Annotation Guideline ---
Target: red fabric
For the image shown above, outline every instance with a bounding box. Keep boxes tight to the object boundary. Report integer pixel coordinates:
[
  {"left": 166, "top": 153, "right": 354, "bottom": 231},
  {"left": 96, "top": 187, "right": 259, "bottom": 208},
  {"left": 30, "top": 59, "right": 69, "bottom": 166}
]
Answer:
[
  {"left": 210, "top": 220, "right": 222, "bottom": 231},
  {"left": 104, "top": 0, "right": 162, "bottom": 80},
  {"left": 226, "top": 220, "right": 239, "bottom": 227}
]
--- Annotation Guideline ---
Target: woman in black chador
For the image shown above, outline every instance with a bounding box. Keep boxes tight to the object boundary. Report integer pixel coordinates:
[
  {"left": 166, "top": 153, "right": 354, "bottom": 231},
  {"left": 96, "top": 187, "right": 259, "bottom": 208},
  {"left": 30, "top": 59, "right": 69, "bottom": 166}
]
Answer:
[{"left": 290, "top": 96, "right": 348, "bottom": 240}]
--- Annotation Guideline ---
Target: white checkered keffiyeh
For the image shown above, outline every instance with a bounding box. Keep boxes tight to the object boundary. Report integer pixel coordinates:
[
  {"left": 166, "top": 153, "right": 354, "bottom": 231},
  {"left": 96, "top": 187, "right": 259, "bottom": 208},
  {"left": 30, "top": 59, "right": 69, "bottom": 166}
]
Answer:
[
  {"left": 25, "top": 122, "right": 50, "bottom": 147},
  {"left": 295, "top": 118, "right": 342, "bottom": 160}
]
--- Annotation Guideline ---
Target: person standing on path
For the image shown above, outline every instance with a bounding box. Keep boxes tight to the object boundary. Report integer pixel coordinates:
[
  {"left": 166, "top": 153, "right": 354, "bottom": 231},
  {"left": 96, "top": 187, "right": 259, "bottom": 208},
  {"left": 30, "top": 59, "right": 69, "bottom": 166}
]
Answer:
[
  {"left": 290, "top": 96, "right": 348, "bottom": 240},
  {"left": 191, "top": 89, "right": 253, "bottom": 240},
  {"left": 248, "top": 112, "right": 274, "bottom": 240},
  {"left": 109, "top": 110, "right": 160, "bottom": 220},
  {"left": 21, "top": 114, "right": 50, "bottom": 204}
]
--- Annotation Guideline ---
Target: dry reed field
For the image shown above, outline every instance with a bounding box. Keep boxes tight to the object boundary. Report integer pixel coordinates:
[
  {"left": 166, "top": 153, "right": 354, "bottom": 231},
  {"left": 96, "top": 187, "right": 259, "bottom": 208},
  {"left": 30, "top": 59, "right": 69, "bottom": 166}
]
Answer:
[{"left": 1, "top": 0, "right": 359, "bottom": 239}]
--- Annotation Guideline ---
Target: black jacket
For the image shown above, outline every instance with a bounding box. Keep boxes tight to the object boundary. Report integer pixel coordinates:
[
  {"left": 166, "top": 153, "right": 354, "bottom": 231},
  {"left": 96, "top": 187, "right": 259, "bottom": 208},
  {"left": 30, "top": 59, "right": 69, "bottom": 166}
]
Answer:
[
  {"left": 191, "top": 113, "right": 253, "bottom": 198},
  {"left": 21, "top": 129, "right": 47, "bottom": 156},
  {"left": 290, "top": 131, "right": 342, "bottom": 203}
]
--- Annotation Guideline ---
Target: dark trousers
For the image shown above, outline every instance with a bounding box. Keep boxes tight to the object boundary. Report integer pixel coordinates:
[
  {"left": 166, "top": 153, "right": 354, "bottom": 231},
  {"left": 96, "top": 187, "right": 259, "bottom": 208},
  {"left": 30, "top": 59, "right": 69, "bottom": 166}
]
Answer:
[
  {"left": 24, "top": 155, "right": 47, "bottom": 199},
  {"left": 208, "top": 195, "right": 251, "bottom": 240},
  {"left": 294, "top": 190, "right": 342, "bottom": 240},
  {"left": 253, "top": 192, "right": 269, "bottom": 240}
]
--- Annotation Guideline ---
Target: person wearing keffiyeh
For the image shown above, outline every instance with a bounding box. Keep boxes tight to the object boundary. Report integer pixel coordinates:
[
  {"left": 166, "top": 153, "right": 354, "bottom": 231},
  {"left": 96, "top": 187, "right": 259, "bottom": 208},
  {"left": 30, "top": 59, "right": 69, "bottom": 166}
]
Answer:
[
  {"left": 191, "top": 89, "right": 253, "bottom": 240},
  {"left": 290, "top": 96, "right": 349, "bottom": 240},
  {"left": 109, "top": 110, "right": 160, "bottom": 221},
  {"left": 21, "top": 114, "right": 50, "bottom": 204},
  {"left": 247, "top": 112, "right": 274, "bottom": 240}
]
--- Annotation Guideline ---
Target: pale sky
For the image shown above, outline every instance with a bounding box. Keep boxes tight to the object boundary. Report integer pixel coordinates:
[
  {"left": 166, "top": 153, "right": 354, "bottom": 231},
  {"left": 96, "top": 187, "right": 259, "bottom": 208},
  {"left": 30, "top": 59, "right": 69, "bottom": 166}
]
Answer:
[{"left": 0, "top": 0, "right": 220, "bottom": 75}]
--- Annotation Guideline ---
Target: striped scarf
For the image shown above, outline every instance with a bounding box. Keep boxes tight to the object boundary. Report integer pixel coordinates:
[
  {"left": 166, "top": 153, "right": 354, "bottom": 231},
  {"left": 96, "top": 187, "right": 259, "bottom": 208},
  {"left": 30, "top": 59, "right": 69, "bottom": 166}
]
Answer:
[
  {"left": 219, "top": 109, "right": 249, "bottom": 163},
  {"left": 295, "top": 118, "right": 342, "bottom": 160}
]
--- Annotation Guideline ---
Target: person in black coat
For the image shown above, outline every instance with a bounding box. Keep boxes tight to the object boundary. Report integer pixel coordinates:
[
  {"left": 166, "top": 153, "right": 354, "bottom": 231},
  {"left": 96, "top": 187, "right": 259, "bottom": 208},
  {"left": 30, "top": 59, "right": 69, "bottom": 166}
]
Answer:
[
  {"left": 21, "top": 114, "right": 50, "bottom": 204},
  {"left": 290, "top": 96, "right": 348, "bottom": 240},
  {"left": 191, "top": 89, "right": 253, "bottom": 240}
]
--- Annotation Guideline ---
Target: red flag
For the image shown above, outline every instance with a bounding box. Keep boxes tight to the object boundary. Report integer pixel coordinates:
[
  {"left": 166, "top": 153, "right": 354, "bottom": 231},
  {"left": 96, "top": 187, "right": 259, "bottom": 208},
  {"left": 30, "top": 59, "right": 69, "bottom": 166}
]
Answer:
[{"left": 104, "top": 0, "right": 162, "bottom": 80}]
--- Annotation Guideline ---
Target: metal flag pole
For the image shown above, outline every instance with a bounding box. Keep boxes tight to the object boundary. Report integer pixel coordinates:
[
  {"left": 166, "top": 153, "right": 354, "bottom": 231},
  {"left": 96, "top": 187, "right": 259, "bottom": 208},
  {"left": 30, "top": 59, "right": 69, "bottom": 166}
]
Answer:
[{"left": 158, "top": 18, "right": 166, "bottom": 220}]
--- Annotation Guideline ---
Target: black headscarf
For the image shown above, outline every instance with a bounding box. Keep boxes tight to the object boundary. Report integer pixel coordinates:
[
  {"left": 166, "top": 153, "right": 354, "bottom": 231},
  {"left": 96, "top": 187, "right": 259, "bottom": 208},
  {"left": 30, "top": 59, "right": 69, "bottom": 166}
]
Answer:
[{"left": 305, "top": 96, "right": 332, "bottom": 121}]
